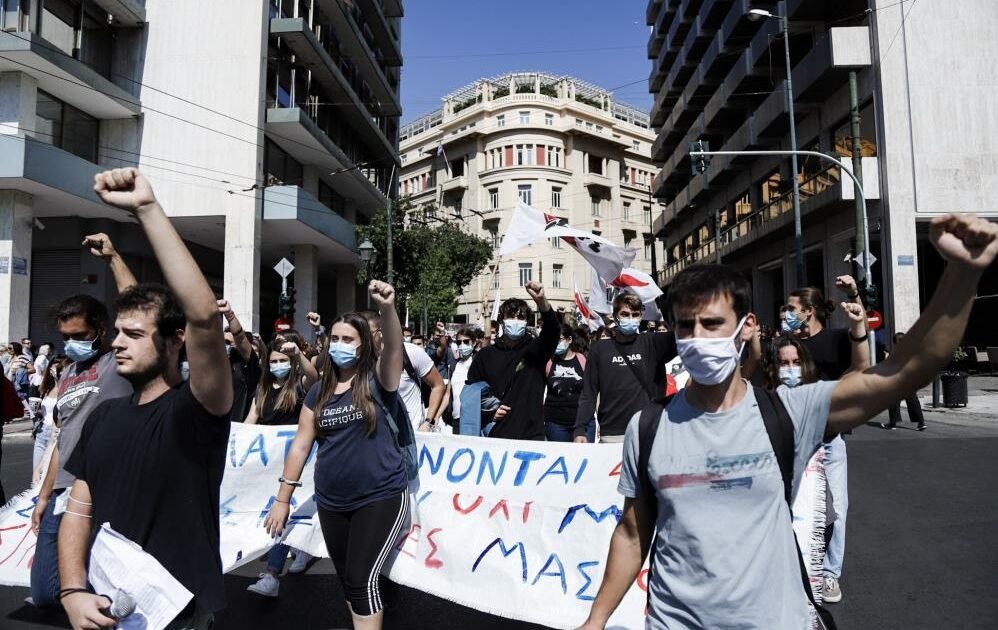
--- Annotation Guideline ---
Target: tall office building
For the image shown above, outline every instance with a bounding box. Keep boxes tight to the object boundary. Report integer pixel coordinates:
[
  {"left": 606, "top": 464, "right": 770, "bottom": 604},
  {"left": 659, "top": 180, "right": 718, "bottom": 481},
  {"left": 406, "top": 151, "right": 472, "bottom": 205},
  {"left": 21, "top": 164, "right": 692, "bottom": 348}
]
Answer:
[
  {"left": 645, "top": 0, "right": 998, "bottom": 339},
  {"left": 399, "top": 72, "right": 663, "bottom": 324},
  {"left": 0, "top": 0, "right": 402, "bottom": 342}
]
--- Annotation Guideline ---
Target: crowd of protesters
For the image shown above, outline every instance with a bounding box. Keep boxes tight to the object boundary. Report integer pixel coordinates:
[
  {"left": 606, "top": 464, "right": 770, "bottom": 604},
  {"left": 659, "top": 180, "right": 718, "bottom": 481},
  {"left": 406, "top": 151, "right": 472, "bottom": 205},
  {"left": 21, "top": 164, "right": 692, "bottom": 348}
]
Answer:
[{"left": 0, "top": 166, "right": 993, "bottom": 630}]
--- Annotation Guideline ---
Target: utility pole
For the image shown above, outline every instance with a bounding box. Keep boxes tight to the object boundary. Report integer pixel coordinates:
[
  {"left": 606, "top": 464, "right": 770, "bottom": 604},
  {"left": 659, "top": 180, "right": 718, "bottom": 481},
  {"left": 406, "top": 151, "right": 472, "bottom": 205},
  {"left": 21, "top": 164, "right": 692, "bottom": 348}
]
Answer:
[
  {"left": 781, "top": 13, "right": 805, "bottom": 288},
  {"left": 849, "top": 71, "right": 866, "bottom": 288},
  {"left": 647, "top": 185, "right": 659, "bottom": 281},
  {"left": 386, "top": 163, "right": 396, "bottom": 286}
]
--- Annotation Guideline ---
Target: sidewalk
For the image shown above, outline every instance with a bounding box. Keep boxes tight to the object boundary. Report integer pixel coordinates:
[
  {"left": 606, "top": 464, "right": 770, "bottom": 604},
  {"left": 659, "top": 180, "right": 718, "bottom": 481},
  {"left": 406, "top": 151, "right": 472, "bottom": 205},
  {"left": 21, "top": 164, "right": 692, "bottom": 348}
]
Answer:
[
  {"left": 2, "top": 417, "right": 33, "bottom": 438},
  {"left": 915, "top": 374, "right": 998, "bottom": 420}
]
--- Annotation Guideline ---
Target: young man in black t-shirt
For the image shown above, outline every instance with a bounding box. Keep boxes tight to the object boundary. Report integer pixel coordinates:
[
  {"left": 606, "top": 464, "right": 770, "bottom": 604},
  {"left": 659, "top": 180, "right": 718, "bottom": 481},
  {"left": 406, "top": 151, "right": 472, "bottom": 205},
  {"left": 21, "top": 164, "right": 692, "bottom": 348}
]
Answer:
[
  {"left": 573, "top": 293, "right": 677, "bottom": 443},
  {"left": 58, "top": 169, "right": 233, "bottom": 630}
]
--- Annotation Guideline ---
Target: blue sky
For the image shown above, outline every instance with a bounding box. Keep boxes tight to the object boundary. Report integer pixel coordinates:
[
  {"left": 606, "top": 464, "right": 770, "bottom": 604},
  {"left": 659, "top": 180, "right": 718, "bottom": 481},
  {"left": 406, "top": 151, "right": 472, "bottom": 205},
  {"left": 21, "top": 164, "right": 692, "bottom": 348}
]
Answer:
[{"left": 399, "top": 0, "right": 654, "bottom": 123}]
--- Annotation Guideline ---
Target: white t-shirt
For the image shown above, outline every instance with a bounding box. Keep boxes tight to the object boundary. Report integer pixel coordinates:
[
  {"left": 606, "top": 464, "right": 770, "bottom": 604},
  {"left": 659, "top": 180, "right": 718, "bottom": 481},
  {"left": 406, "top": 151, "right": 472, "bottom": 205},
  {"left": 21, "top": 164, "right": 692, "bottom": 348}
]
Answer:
[
  {"left": 31, "top": 354, "right": 49, "bottom": 387},
  {"left": 400, "top": 342, "right": 433, "bottom": 429},
  {"left": 450, "top": 356, "right": 473, "bottom": 418}
]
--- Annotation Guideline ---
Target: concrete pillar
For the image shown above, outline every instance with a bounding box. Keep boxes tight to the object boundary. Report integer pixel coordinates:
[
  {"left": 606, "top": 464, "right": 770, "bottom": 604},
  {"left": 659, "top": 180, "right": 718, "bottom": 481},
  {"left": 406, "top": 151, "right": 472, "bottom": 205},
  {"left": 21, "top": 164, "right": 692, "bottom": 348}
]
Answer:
[
  {"left": 335, "top": 265, "right": 357, "bottom": 314},
  {"left": 0, "top": 191, "right": 33, "bottom": 342},
  {"left": 223, "top": 209, "right": 262, "bottom": 332},
  {"left": 292, "top": 244, "right": 318, "bottom": 333},
  {"left": 0, "top": 72, "right": 37, "bottom": 136}
]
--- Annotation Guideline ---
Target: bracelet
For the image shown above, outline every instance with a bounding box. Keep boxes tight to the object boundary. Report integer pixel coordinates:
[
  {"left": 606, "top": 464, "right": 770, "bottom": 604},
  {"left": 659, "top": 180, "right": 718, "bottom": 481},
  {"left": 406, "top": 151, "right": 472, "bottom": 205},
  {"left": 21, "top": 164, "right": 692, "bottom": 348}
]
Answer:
[
  {"left": 849, "top": 330, "right": 869, "bottom": 343},
  {"left": 847, "top": 292, "right": 860, "bottom": 300},
  {"left": 58, "top": 587, "right": 90, "bottom": 601},
  {"left": 273, "top": 498, "right": 290, "bottom": 504},
  {"left": 279, "top": 476, "right": 302, "bottom": 488}
]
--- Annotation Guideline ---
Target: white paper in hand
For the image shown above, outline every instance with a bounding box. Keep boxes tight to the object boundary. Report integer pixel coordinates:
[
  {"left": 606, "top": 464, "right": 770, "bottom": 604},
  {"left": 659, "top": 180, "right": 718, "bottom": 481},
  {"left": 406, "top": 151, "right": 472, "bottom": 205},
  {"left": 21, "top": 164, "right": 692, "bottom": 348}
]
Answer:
[{"left": 88, "top": 523, "right": 194, "bottom": 630}]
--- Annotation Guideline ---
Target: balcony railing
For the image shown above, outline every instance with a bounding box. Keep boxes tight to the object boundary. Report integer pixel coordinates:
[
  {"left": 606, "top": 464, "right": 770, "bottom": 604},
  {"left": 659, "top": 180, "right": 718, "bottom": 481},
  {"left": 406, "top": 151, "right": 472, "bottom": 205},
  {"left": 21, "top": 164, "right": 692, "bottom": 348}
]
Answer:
[{"left": 660, "top": 164, "right": 841, "bottom": 282}]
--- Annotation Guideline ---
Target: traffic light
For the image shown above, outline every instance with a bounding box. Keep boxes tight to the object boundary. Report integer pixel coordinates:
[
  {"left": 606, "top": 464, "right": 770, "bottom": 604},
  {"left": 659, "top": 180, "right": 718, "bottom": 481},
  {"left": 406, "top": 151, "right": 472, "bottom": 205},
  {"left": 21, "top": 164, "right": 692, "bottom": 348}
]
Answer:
[
  {"left": 278, "top": 286, "right": 296, "bottom": 317},
  {"left": 690, "top": 140, "right": 711, "bottom": 176},
  {"left": 861, "top": 283, "right": 879, "bottom": 310}
]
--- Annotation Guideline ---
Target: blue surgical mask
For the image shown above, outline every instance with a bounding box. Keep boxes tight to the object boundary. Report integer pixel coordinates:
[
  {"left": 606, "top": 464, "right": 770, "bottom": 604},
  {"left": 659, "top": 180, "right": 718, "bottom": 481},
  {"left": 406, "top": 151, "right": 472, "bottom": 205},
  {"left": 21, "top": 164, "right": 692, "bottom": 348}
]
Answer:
[
  {"left": 784, "top": 310, "right": 803, "bottom": 332},
  {"left": 180, "top": 361, "right": 190, "bottom": 382},
  {"left": 270, "top": 362, "right": 292, "bottom": 379},
  {"left": 328, "top": 342, "right": 358, "bottom": 368},
  {"left": 64, "top": 338, "right": 99, "bottom": 363},
  {"left": 502, "top": 319, "right": 527, "bottom": 340},
  {"left": 458, "top": 345, "right": 474, "bottom": 359},
  {"left": 779, "top": 365, "right": 803, "bottom": 388},
  {"left": 616, "top": 317, "right": 641, "bottom": 335},
  {"left": 555, "top": 341, "right": 569, "bottom": 356}
]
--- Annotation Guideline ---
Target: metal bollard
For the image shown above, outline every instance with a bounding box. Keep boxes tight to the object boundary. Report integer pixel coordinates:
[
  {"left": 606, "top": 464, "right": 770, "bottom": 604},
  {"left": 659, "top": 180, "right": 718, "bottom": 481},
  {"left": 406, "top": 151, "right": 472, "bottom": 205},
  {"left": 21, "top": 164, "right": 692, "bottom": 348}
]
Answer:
[{"left": 932, "top": 374, "right": 942, "bottom": 408}]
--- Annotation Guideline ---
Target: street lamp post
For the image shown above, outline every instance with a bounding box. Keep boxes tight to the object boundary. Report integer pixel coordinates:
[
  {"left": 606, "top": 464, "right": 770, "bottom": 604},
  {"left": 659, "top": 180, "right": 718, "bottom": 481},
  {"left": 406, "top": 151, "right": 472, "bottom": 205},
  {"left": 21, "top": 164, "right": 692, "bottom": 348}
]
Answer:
[
  {"left": 749, "top": 8, "right": 805, "bottom": 287},
  {"left": 358, "top": 239, "right": 376, "bottom": 308}
]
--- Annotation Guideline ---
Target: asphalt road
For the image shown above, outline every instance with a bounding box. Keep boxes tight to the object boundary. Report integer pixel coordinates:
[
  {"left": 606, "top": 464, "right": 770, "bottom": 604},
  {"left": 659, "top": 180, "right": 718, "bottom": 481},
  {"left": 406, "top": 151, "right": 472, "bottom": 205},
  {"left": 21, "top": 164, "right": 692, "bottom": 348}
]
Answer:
[{"left": 2, "top": 408, "right": 997, "bottom": 629}]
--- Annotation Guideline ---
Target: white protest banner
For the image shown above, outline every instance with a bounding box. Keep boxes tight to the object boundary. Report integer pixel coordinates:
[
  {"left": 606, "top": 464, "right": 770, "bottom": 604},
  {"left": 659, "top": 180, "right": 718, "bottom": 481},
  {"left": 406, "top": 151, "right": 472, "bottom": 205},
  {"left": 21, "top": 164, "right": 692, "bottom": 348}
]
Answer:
[{"left": 0, "top": 425, "right": 647, "bottom": 629}]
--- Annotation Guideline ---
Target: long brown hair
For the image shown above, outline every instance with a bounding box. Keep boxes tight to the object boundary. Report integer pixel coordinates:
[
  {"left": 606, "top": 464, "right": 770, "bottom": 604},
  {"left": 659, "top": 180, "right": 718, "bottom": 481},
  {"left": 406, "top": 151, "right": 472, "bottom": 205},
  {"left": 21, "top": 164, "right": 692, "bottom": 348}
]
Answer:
[
  {"left": 764, "top": 335, "right": 818, "bottom": 389},
  {"left": 255, "top": 340, "right": 304, "bottom": 415},
  {"left": 311, "top": 312, "right": 378, "bottom": 436},
  {"left": 40, "top": 356, "right": 69, "bottom": 398}
]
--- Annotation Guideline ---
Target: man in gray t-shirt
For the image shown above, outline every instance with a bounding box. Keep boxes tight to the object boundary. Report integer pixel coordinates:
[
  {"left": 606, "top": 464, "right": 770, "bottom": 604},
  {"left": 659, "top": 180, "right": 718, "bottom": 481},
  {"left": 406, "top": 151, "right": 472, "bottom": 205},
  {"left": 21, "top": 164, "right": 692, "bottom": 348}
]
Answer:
[
  {"left": 577, "top": 214, "right": 998, "bottom": 630},
  {"left": 617, "top": 381, "right": 834, "bottom": 628}
]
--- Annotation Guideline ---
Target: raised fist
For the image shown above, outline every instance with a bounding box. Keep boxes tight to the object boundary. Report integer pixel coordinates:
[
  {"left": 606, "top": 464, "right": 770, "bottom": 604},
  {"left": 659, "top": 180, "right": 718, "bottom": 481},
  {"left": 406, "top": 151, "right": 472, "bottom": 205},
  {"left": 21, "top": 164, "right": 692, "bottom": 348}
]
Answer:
[
  {"left": 368, "top": 280, "right": 395, "bottom": 308},
  {"left": 217, "top": 299, "right": 236, "bottom": 321},
  {"left": 280, "top": 341, "right": 300, "bottom": 356},
  {"left": 840, "top": 301, "right": 866, "bottom": 324},
  {"left": 835, "top": 275, "right": 858, "bottom": 296},
  {"left": 307, "top": 312, "right": 321, "bottom": 327},
  {"left": 930, "top": 214, "right": 998, "bottom": 272},
  {"left": 83, "top": 233, "right": 116, "bottom": 259},
  {"left": 94, "top": 168, "right": 157, "bottom": 213},
  {"left": 524, "top": 281, "right": 545, "bottom": 302}
]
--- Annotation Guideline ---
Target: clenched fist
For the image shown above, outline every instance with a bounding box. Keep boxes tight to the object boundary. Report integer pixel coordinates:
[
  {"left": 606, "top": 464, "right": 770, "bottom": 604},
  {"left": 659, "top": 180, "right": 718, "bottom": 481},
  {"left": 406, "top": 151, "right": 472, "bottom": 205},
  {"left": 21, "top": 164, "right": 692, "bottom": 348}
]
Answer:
[
  {"left": 368, "top": 280, "right": 395, "bottom": 308},
  {"left": 931, "top": 214, "right": 998, "bottom": 272},
  {"left": 94, "top": 168, "right": 158, "bottom": 214}
]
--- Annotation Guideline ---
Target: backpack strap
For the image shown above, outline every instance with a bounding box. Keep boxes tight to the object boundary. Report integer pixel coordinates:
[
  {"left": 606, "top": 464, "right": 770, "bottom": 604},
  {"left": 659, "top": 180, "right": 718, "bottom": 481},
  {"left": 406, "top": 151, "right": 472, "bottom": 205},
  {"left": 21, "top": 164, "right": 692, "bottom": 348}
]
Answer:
[
  {"left": 401, "top": 346, "right": 420, "bottom": 384},
  {"left": 753, "top": 386, "right": 837, "bottom": 630}
]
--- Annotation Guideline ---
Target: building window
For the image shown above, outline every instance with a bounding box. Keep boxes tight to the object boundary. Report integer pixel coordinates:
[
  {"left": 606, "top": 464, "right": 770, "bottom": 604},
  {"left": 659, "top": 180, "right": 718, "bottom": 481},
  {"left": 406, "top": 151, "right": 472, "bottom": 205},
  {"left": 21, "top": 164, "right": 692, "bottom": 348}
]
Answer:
[
  {"left": 623, "top": 231, "right": 634, "bottom": 248},
  {"left": 450, "top": 157, "right": 464, "bottom": 177},
  {"left": 489, "top": 187, "right": 499, "bottom": 210},
  {"left": 518, "top": 262, "right": 533, "bottom": 286},
  {"left": 517, "top": 184, "right": 532, "bottom": 206},
  {"left": 35, "top": 90, "right": 99, "bottom": 163},
  {"left": 519, "top": 110, "right": 530, "bottom": 124},
  {"left": 644, "top": 237, "right": 653, "bottom": 260},
  {"left": 632, "top": 140, "right": 640, "bottom": 151},
  {"left": 491, "top": 270, "right": 500, "bottom": 289},
  {"left": 264, "top": 138, "right": 304, "bottom": 186},
  {"left": 546, "top": 146, "right": 562, "bottom": 168},
  {"left": 544, "top": 113, "right": 554, "bottom": 126},
  {"left": 591, "top": 197, "right": 601, "bottom": 217},
  {"left": 551, "top": 186, "right": 562, "bottom": 208},
  {"left": 623, "top": 202, "right": 630, "bottom": 220},
  {"left": 643, "top": 206, "right": 651, "bottom": 225},
  {"left": 497, "top": 114, "right": 505, "bottom": 127},
  {"left": 552, "top": 264, "right": 563, "bottom": 289},
  {"left": 587, "top": 154, "right": 603, "bottom": 175},
  {"left": 515, "top": 144, "right": 534, "bottom": 166},
  {"left": 550, "top": 237, "right": 561, "bottom": 248}
]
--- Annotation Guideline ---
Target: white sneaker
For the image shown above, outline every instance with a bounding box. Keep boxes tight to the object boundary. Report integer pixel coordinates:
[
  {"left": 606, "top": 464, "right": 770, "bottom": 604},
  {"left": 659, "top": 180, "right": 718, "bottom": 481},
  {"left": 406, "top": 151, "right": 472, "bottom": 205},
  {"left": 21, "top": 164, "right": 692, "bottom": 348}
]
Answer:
[
  {"left": 288, "top": 550, "right": 313, "bottom": 574},
  {"left": 823, "top": 576, "right": 842, "bottom": 603},
  {"left": 246, "top": 572, "right": 280, "bottom": 597}
]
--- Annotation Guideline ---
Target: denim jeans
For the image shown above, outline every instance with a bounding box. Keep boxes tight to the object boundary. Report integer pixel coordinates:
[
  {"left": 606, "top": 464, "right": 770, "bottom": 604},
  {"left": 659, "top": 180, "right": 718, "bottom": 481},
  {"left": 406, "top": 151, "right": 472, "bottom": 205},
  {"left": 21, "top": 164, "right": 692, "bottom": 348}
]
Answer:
[
  {"left": 30, "top": 488, "right": 64, "bottom": 607},
  {"left": 32, "top": 422, "right": 52, "bottom": 472},
  {"left": 545, "top": 421, "right": 594, "bottom": 443},
  {"left": 823, "top": 435, "right": 848, "bottom": 578},
  {"left": 266, "top": 543, "right": 290, "bottom": 574}
]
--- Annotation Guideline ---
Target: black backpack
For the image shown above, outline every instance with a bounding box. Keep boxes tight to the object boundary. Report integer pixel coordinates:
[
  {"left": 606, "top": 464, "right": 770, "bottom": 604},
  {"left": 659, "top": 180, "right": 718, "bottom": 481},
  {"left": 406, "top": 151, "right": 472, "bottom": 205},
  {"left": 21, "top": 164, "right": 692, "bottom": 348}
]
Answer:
[{"left": 637, "top": 386, "right": 837, "bottom": 629}]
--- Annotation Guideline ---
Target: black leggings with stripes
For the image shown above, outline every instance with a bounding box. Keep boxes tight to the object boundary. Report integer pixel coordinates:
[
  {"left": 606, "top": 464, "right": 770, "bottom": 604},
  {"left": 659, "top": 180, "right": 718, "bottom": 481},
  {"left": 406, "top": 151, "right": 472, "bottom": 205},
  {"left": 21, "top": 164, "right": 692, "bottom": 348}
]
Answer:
[{"left": 318, "top": 492, "right": 409, "bottom": 616}]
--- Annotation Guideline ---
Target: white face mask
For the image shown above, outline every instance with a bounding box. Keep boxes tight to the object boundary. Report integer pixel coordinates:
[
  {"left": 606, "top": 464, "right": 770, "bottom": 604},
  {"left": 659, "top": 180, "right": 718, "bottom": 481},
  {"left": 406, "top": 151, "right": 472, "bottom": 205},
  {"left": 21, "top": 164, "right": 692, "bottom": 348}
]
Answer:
[{"left": 676, "top": 316, "right": 748, "bottom": 386}]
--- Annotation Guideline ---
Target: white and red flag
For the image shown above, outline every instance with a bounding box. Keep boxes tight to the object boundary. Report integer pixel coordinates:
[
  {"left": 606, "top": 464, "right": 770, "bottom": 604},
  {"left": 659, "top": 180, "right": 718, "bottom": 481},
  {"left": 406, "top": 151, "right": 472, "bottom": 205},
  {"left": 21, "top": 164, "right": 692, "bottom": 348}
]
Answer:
[
  {"left": 500, "top": 202, "right": 635, "bottom": 284},
  {"left": 608, "top": 267, "right": 663, "bottom": 304},
  {"left": 574, "top": 282, "right": 603, "bottom": 332}
]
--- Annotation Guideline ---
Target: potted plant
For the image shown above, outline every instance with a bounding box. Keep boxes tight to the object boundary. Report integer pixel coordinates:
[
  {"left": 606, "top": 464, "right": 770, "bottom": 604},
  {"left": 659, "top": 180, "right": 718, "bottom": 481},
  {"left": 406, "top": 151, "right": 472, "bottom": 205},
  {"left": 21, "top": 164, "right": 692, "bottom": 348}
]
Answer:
[{"left": 941, "top": 346, "right": 969, "bottom": 407}]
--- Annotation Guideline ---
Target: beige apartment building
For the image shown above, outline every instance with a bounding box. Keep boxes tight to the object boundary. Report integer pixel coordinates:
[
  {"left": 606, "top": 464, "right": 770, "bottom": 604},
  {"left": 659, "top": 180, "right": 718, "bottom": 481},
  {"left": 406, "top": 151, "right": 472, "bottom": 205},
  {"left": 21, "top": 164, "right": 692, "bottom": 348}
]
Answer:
[{"left": 399, "top": 72, "right": 664, "bottom": 325}]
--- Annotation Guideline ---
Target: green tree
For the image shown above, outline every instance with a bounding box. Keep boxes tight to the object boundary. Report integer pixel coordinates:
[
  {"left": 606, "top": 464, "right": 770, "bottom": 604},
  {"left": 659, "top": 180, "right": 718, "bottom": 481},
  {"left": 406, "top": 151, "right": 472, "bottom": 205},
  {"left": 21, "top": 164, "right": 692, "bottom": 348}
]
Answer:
[{"left": 357, "top": 196, "right": 493, "bottom": 324}]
